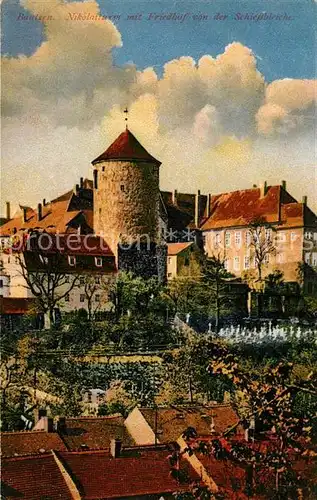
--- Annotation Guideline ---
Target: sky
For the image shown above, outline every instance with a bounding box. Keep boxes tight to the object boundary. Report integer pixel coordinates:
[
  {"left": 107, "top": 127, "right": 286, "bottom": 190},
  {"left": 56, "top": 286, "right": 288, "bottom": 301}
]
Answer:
[{"left": 1, "top": 0, "right": 316, "bottom": 215}]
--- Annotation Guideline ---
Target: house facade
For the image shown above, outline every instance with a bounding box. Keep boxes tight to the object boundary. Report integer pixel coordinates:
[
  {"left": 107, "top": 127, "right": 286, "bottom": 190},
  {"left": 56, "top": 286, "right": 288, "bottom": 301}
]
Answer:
[{"left": 200, "top": 182, "right": 317, "bottom": 294}]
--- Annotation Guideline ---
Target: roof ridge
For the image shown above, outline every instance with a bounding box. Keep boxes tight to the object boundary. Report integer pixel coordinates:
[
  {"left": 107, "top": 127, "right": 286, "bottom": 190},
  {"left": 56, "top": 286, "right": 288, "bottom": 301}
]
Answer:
[{"left": 1, "top": 429, "right": 48, "bottom": 435}]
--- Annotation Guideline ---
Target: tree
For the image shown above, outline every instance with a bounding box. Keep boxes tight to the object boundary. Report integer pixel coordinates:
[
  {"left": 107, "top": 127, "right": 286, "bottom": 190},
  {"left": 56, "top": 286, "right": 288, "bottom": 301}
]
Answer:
[
  {"left": 248, "top": 217, "right": 276, "bottom": 282},
  {"left": 16, "top": 244, "right": 79, "bottom": 329},
  {"left": 174, "top": 340, "right": 317, "bottom": 499},
  {"left": 83, "top": 275, "right": 111, "bottom": 322},
  {"left": 245, "top": 217, "right": 277, "bottom": 317},
  {"left": 203, "top": 255, "right": 234, "bottom": 332}
]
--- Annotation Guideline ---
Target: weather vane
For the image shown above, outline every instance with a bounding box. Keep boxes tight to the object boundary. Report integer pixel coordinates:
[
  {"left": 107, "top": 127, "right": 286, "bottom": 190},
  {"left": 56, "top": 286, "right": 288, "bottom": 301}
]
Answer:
[{"left": 124, "top": 107, "right": 128, "bottom": 129}]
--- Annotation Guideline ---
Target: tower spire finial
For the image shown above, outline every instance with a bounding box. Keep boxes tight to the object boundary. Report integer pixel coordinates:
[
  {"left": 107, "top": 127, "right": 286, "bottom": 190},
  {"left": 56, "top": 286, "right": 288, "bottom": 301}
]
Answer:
[{"left": 124, "top": 107, "right": 129, "bottom": 130}]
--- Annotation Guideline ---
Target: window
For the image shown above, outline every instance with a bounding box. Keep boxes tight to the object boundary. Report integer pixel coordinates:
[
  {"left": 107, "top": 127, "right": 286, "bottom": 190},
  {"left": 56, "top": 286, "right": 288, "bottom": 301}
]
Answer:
[
  {"left": 64, "top": 275, "right": 70, "bottom": 283},
  {"left": 168, "top": 272, "right": 173, "bottom": 278},
  {"left": 102, "top": 166, "right": 105, "bottom": 172},
  {"left": 277, "top": 253, "right": 284, "bottom": 264},
  {"left": 245, "top": 231, "right": 251, "bottom": 247},
  {"left": 234, "top": 256, "right": 240, "bottom": 271},
  {"left": 65, "top": 294, "right": 70, "bottom": 302},
  {"left": 312, "top": 253, "right": 317, "bottom": 267},
  {"left": 95, "top": 277, "right": 100, "bottom": 284},
  {"left": 168, "top": 257, "right": 171, "bottom": 265},
  {"left": 0, "top": 279, "right": 3, "bottom": 288},
  {"left": 225, "top": 232, "right": 231, "bottom": 248},
  {"left": 244, "top": 256, "right": 250, "bottom": 269},
  {"left": 202, "top": 234, "right": 207, "bottom": 247},
  {"left": 95, "top": 294, "right": 100, "bottom": 302},
  {"left": 214, "top": 233, "right": 221, "bottom": 248},
  {"left": 95, "top": 257, "right": 102, "bottom": 267},
  {"left": 120, "top": 184, "right": 125, "bottom": 192},
  {"left": 99, "top": 208, "right": 102, "bottom": 215},
  {"left": 305, "top": 231, "right": 313, "bottom": 240},
  {"left": 278, "top": 232, "right": 286, "bottom": 242},
  {"left": 39, "top": 255, "right": 48, "bottom": 265},
  {"left": 224, "top": 259, "right": 230, "bottom": 271},
  {"left": 265, "top": 228, "right": 272, "bottom": 241},
  {"left": 305, "top": 253, "right": 311, "bottom": 264},
  {"left": 68, "top": 256, "right": 76, "bottom": 267},
  {"left": 79, "top": 277, "right": 85, "bottom": 285},
  {"left": 80, "top": 294, "right": 85, "bottom": 303},
  {"left": 235, "top": 232, "right": 241, "bottom": 247},
  {"left": 291, "top": 232, "right": 297, "bottom": 242},
  {"left": 264, "top": 254, "right": 270, "bottom": 265}
]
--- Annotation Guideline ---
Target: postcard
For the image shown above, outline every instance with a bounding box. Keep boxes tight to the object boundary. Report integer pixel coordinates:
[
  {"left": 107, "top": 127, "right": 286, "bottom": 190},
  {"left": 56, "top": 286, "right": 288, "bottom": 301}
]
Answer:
[{"left": 1, "top": 0, "right": 316, "bottom": 498}]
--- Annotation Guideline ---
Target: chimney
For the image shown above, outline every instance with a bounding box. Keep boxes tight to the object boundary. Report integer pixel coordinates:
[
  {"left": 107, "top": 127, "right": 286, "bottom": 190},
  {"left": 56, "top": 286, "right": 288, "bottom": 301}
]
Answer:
[
  {"left": 22, "top": 206, "right": 28, "bottom": 223},
  {"left": 93, "top": 170, "right": 98, "bottom": 190},
  {"left": 38, "top": 203, "right": 42, "bottom": 221},
  {"left": 302, "top": 195, "right": 307, "bottom": 205},
  {"left": 6, "top": 201, "right": 11, "bottom": 220},
  {"left": 34, "top": 408, "right": 47, "bottom": 424},
  {"left": 110, "top": 438, "right": 122, "bottom": 458},
  {"left": 44, "top": 417, "right": 54, "bottom": 433},
  {"left": 80, "top": 177, "right": 84, "bottom": 189},
  {"left": 195, "top": 190, "right": 201, "bottom": 228},
  {"left": 260, "top": 181, "right": 268, "bottom": 198},
  {"left": 56, "top": 417, "right": 67, "bottom": 434},
  {"left": 281, "top": 180, "right": 287, "bottom": 191},
  {"left": 172, "top": 189, "right": 178, "bottom": 205},
  {"left": 206, "top": 193, "right": 211, "bottom": 218}
]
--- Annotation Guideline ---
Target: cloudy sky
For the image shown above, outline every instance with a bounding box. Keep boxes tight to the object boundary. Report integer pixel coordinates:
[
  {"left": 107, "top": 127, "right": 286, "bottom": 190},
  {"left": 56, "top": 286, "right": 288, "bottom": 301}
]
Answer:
[{"left": 1, "top": 0, "right": 316, "bottom": 215}]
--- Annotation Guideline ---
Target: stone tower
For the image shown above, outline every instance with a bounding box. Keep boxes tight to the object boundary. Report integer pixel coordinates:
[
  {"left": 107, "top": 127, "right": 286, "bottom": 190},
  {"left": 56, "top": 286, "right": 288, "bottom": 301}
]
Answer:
[{"left": 92, "top": 128, "right": 164, "bottom": 278}]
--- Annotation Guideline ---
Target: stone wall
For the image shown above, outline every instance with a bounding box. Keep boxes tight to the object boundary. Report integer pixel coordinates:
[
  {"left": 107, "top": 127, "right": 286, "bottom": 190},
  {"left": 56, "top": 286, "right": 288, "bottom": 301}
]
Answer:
[
  {"left": 94, "top": 160, "right": 160, "bottom": 259},
  {"left": 118, "top": 242, "right": 166, "bottom": 281}
]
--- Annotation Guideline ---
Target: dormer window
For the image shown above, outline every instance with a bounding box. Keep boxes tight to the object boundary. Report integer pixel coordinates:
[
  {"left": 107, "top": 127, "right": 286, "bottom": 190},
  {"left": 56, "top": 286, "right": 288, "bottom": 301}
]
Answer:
[
  {"left": 68, "top": 256, "right": 76, "bottom": 267},
  {"left": 95, "top": 257, "right": 102, "bottom": 267}
]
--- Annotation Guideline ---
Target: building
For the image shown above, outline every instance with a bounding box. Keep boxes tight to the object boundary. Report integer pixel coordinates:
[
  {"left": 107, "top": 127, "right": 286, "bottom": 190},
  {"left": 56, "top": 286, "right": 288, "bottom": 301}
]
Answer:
[
  {"left": 0, "top": 129, "right": 207, "bottom": 319},
  {"left": 167, "top": 241, "right": 195, "bottom": 279},
  {"left": 124, "top": 405, "right": 242, "bottom": 446},
  {"left": 1, "top": 446, "right": 202, "bottom": 500},
  {"left": 201, "top": 182, "right": 317, "bottom": 294}
]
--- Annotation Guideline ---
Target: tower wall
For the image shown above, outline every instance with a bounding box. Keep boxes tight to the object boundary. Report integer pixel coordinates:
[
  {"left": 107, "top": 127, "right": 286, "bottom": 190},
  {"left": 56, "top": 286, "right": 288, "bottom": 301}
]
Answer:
[{"left": 94, "top": 160, "right": 160, "bottom": 259}]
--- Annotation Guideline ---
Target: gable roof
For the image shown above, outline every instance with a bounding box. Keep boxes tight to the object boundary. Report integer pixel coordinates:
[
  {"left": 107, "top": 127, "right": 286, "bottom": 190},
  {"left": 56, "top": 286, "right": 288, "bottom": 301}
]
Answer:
[
  {"left": 1, "top": 430, "right": 67, "bottom": 457},
  {"left": 58, "top": 446, "right": 200, "bottom": 498},
  {"left": 1, "top": 453, "right": 73, "bottom": 500},
  {"left": 139, "top": 405, "right": 240, "bottom": 443},
  {"left": 200, "top": 185, "right": 317, "bottom": 231},
  {"left": 92, "top": 128, "right": 161, "bottom": 166},
  {"left": 167, "top": 242, "right": 193, "bottom": 255},
  {"left": 59, "top": 415, "right": 134, "bottom": 451},
  {"left": 201, "top": 186, "right": 282, "bottom": 230}
]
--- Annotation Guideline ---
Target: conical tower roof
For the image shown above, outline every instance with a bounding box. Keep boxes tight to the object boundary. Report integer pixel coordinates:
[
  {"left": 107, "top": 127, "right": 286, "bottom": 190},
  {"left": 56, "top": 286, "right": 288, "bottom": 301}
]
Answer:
[{"left": 92, "top": 129, "right": 161, "bottom": 166}]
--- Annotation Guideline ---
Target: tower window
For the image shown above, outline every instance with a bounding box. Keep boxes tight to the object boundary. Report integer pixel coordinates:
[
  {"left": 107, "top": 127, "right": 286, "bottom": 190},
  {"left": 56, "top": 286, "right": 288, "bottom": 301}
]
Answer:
[
  {"left": 120, "top": 184, "right": 125, "bottom": 192},
  {"left": 102, "top": 167, "right": 105, "bottom": 172},
  {"left": 68, "top": 256, "right": 76, "bottom": 267}
]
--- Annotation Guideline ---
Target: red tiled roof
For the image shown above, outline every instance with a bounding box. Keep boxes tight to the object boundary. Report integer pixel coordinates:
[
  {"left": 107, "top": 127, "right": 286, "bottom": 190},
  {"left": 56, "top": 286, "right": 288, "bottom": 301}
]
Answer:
[
  {"left": 58, "top": 447, "right": 200, "bottom": 498},
  {"left": 0, "top": 297, "right": 36, "bottom": 315},
  {"left": 139, "top": 405, "right": 241, "bottom": 443},
  {"left": 201, "top": 186, "right": 282, "bottom": 230},
  {"left": 1, "top": 453, "right": 73, "bottom": 500},
  {"left": 60, "top": 415, "right": 134, "bottom": 451},
  {"left": 167, "top": 242, "right": 193, "bottom": 255},
  {"left": 92, "top": 128, "right": 161, "bottom": 166},
  {"left": 1, "top": 430, "right": 67, "bottom": 457}
]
